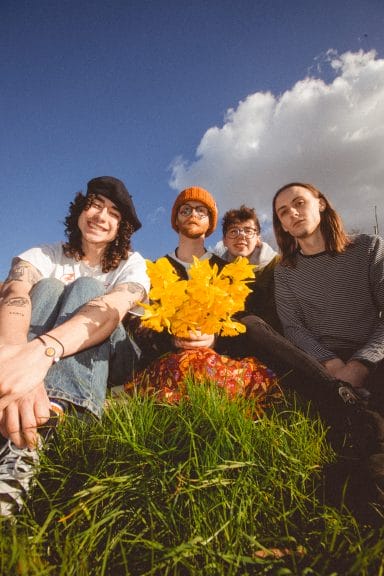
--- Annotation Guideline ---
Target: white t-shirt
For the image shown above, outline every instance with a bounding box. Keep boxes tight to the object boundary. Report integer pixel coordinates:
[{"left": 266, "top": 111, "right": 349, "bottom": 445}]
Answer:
[{"left": 18, "top": 242, "right": 150, "bottom": 296}]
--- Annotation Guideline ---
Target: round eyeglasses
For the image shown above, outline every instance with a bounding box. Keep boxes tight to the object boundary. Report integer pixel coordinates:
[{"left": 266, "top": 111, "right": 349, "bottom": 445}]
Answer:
[
  {"left": 226, "top": 227, "right": 258, "bottom": 239},
  {"left": 178, "top": 204, "right": 209, "bottom": 218}
]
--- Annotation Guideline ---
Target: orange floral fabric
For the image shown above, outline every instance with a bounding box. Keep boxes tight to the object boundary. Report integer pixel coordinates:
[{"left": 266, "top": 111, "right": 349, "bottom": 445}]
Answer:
[{"left": 124, "top": 347, "right": 280, "bottom": 411}]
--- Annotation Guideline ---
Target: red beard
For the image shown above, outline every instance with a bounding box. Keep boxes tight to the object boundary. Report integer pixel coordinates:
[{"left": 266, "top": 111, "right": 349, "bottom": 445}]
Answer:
[{"left": 178, "top": 218, "right": 209, "bottom": 238}]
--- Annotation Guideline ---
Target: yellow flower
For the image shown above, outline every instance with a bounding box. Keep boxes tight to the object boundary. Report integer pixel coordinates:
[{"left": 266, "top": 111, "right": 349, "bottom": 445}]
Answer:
[{"left": 141, "top": 256, "right": 254, "bottom": 337}]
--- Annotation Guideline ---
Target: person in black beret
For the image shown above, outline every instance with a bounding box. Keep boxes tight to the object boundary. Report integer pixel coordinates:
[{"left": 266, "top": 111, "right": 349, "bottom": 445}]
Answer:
[{"left": 0, "top": 176, "right": 149, "bottom": 516}]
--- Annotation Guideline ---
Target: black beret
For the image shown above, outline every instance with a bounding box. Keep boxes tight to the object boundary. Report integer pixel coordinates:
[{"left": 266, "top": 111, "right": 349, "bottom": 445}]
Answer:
[{"left": 86, "top": 176, "right": 142, "bottom": 231}]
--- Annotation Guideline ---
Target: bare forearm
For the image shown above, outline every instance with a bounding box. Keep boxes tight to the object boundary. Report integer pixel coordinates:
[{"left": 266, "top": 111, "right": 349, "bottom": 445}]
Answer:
[
  {"left": 0, "top": 289, "right": 31, "bottom": 345},
  {"left": 47, "top": 302, "right": 120, "bottom": 356},
  {"left": 41, "top": 282, "right": 145, "bottom": 357},
  {"left": 0, "top": 258, "right": 41, "bottom": 345}
]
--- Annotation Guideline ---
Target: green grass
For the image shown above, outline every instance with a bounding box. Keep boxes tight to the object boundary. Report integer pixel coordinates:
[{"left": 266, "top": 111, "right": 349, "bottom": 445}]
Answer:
[{"left": 1, "top": 381, "right": 384, "bottom": 575}]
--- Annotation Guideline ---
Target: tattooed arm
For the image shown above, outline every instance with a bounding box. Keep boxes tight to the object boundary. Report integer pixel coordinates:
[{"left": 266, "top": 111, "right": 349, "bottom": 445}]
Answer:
[
  {"left": 0, "top": 281, "right": 145, "bottom": 394},
  {"left": 0, "top": 258, "right": 42, "bottom": 345},
  {"left": 42, "top": 281, "right": 146, "bottom": 357},
  {"left": 0, "top": 280, "right": 146, "bottom": 446},
  {"left": 0, "top": 258, "right": 50, "bottom": 446}
]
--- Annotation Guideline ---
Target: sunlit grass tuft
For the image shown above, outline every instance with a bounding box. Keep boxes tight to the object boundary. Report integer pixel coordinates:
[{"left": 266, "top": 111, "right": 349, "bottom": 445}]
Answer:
[{"left": 0, "top": 381, "right": 383, "bottom": 575}]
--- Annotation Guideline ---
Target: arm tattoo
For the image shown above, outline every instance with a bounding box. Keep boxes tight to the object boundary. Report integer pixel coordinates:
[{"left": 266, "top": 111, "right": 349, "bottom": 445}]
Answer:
[
  {"left": 5, "top": 258, "right": 42, "bottom": 286},
  {"left": 5, "top": 297, "right": 29, "bottom": 307},
  {"left": 3, "top": 296, "right": 29, "bottom": 317},
  {"left": 113, "top": 282, "right": 145, "bottom": 298},
  {"left": 81, "top": 283, "right": 145, "bottom": 315}
]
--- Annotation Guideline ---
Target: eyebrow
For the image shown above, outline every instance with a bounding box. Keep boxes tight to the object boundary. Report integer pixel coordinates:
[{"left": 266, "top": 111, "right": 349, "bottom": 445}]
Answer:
[
  {"left": 276, "top": 194, "right": 302, "bottom": 214},
  {"left": 95, "top": 195, "right": 119, "bottom": 211}
]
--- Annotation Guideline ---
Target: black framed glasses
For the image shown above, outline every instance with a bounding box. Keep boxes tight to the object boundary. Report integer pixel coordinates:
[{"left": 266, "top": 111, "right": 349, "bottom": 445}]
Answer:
[
  {"left": 226, "top": 227, "right": 258, "bottom": 239},
  {"left": 178, "top": 204, "right": 209, "bottom": 218}
]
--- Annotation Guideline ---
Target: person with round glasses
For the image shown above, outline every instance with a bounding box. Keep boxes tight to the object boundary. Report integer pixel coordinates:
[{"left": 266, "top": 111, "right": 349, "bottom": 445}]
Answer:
[
  {"left": 213, "top": 205, "right": 280, "bottom": 331},
  {"left": 214, "top": 205, "right": 278, "bottom": 266}
]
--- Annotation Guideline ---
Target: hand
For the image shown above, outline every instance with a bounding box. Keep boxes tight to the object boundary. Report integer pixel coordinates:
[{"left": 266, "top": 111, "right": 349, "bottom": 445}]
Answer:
[
  {"left": 173, "top": 331, "right": 215, "bottom": 350},
  {"left": 335, "top": 360, "right": 370, "bottom": 389},
  {"left": 0, "top": 340, "right": 53, "bottom": 412},
  {"left": 323, "top": 357, "right": 369, "bottom": 388},
  {"left": 0, "top": 383, "right": 51, "bottom": 448},
  {"left": 322, "top": 357, "right": 346, "bottom": 378}
]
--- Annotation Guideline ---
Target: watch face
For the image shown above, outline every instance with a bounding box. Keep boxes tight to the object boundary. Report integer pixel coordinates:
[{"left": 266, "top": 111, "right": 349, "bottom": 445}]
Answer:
[{"left": 45, "top": 347, "right": 56, "bottom": 358}]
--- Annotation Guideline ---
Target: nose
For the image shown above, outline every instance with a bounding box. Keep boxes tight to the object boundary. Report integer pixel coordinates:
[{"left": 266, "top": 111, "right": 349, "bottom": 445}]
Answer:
[
  {"left": 289, "top": 206, "right": 300, "bottom": 218},
  {"left": 95, "top": 206, "right": 108, "bottom": 220}
]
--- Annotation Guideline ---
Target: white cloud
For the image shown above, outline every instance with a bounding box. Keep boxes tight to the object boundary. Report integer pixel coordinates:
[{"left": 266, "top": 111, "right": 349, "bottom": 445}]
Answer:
[
  {"left": 146, "top": 206, "right": 166, "bottom": 225},
  {"left": 170, "top": 50, "right": 384, "bottom": 237}
]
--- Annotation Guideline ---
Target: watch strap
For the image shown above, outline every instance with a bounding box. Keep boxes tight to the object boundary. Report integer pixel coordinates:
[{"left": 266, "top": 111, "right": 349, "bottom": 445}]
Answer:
[{"left": 36, "top": 335, "right": 61, "bottom": 363}]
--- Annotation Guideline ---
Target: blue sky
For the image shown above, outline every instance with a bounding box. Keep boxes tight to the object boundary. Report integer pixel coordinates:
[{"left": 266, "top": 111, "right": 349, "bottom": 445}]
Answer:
[{"left": 1, "top": 0, "right": 384, "bottom": 279}]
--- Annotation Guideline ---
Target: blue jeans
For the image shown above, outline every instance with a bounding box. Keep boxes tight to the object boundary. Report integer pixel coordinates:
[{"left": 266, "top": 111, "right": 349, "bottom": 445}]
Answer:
[{"left": 28, "top": 278, "right": 138, "bottom": 417}]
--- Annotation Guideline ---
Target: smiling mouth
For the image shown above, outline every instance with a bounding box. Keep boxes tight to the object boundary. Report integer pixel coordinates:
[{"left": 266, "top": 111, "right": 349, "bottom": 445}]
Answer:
[{"left": 87, "top": 221, "right": 107, "bottom": 232}]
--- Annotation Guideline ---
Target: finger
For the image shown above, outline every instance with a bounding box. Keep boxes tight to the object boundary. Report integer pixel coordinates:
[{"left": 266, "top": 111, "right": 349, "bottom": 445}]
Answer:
[
  {"left": 0, "top": 391, "right": 17, "bottom": 413},
  {"left": 4, "top": 403, "right": 26, "bottom": 448},
  {"left": 0, "top": 409, "right": 7, "bottom": 439},
  {"left": 34, "top": 394, "right": 51, "bottom": 427},
  {"left": 19, "top": 400, "right": 40, "bottom": 449},
  {"left": 174, "top": 338, "right": 186, "bottom": 348}
]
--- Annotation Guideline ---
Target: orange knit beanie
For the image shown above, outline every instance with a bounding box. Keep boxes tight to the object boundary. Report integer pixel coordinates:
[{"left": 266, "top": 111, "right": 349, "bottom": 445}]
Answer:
[{"left": 171, "top": 186, "right": 218, "bottom": 237}]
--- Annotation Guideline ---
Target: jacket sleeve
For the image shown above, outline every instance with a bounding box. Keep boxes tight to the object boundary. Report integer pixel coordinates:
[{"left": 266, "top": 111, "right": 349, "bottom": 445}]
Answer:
[{"left": 242, "top": 256, "right": 282, "bottom": 332}]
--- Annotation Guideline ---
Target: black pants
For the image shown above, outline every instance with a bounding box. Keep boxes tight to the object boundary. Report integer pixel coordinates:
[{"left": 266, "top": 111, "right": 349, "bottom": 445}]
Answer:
[
  {"left": 217, "top": 315, "right": 384, "bottom": 515},
  {"left": 217, "top": 314, "right": 341, "bottom": 402},
  {"left": 217, "top": 314, "right": 384, "bottom": 456}
]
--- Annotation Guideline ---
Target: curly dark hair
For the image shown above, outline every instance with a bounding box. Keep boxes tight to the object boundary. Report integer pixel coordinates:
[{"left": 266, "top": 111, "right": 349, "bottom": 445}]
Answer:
[
  {"left": 63, "top": 192, "right": 135, "bottom": 272},
  {"left": 222, "top": 205, "right": 261, "bottom": 236}
]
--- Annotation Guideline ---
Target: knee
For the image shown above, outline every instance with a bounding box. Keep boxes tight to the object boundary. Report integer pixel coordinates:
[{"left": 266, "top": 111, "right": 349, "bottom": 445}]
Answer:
[
  {"left": 30, "top": 278, "right": 65, "bottom": 299},
  {"left": 66, "top": 277, "right": 105, "bottom": 299},
  {"left": 241, "top": 314, "right": 270, "bottom": 331}
]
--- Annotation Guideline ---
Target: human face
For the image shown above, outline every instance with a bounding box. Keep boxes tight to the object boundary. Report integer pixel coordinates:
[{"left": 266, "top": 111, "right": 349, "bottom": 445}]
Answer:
[
  {"left": 274, "top": 186, "right": 325, "bottom": 240},
  {"left": 223, "top": 219, "right": 260, "bottom": 257},
  {"left": 78, "top": 194, "right": 121, "bottom": 249},
  {"left": 176, "top": 201, "right": 210, "bottom": 238}
]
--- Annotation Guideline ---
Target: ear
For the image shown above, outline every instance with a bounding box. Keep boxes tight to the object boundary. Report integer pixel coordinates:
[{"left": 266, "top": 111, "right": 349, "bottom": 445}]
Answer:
[
  {"left": 319, "top": 199, "right": 326, "bottom": 212},
  {"left": 223, "top": 236, "right": 228, "bottom": 248}
]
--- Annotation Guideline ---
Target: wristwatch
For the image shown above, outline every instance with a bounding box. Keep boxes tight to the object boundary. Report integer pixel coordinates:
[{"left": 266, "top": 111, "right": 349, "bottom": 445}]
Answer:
[
  {"left": 36, "top": 336, "right": 61, "bottom": 363},
  {"left": 43, "top": 345, "right": 60, "bottom": 363}
]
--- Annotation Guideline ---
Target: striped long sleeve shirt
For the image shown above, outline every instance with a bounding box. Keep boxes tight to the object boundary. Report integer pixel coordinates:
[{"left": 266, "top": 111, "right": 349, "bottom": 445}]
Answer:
[{"left": 274, "top": 234, "right": 384, "bottom": 365}]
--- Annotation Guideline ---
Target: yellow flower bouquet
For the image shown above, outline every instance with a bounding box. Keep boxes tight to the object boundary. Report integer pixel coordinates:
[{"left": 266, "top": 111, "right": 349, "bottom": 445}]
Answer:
[{"left": 140, "top": 256, "right": 255, "bottom": 338}]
